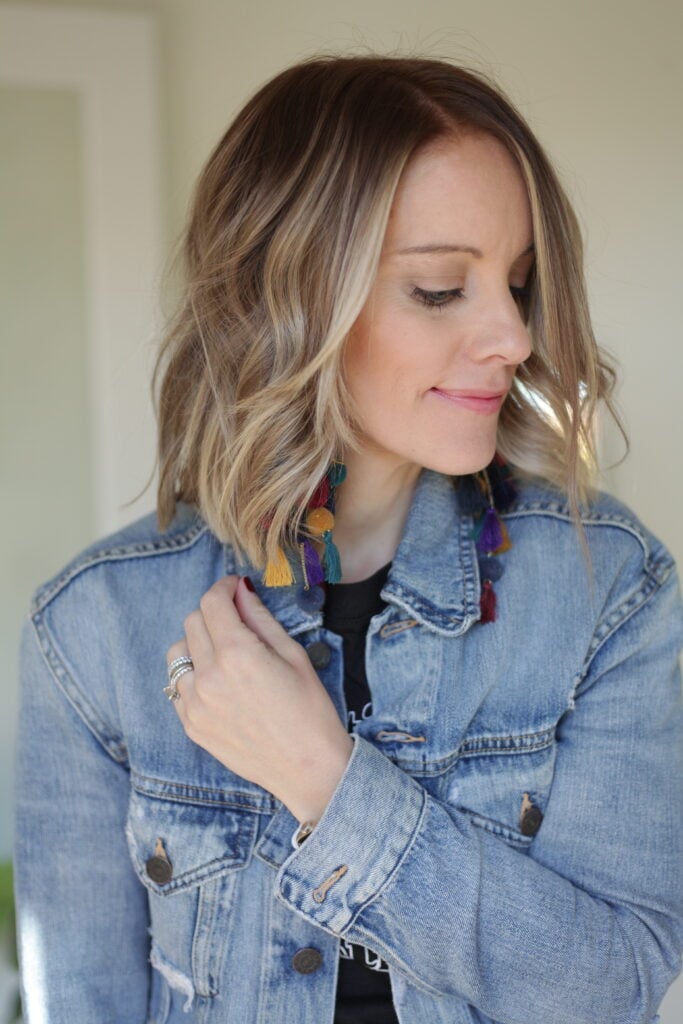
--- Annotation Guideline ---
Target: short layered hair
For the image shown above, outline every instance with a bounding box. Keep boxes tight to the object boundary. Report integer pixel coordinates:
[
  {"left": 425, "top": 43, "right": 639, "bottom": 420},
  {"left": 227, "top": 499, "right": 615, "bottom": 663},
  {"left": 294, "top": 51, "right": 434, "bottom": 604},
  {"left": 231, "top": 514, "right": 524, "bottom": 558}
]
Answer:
[{"left": 152, "top": 53, "right": 622, "bottom": 570}]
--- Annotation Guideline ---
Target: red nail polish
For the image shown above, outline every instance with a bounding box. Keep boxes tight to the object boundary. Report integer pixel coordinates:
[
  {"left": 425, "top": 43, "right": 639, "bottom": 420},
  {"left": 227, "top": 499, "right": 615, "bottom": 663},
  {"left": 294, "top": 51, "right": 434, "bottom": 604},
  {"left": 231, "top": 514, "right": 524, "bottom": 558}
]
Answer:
[{"left": 243, "top": 575, "right": 255, "bottom": 592}]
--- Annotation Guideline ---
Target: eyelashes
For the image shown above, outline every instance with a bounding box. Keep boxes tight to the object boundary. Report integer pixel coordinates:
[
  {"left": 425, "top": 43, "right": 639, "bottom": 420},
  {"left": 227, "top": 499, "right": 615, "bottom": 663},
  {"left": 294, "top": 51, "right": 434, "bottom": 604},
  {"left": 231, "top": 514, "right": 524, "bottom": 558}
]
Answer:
[{"left": 411, "top": 285, "right": 531, "bottom": 312}]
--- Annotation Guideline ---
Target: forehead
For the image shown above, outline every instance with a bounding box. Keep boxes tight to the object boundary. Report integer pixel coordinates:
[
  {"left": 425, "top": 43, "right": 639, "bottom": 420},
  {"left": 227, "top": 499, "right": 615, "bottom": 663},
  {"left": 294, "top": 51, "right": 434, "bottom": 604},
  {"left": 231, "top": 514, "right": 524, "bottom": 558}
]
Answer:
[{"left": 382, "top": 134, "right": 533, "bottom": 257}]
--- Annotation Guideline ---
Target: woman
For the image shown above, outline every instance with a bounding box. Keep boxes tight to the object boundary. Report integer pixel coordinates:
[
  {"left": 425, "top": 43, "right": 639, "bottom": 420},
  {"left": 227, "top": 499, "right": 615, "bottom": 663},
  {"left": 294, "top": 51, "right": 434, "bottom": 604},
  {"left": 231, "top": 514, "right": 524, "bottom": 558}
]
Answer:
[{"left": 14, "top": 54, "right": 683, "bottom": 1024}]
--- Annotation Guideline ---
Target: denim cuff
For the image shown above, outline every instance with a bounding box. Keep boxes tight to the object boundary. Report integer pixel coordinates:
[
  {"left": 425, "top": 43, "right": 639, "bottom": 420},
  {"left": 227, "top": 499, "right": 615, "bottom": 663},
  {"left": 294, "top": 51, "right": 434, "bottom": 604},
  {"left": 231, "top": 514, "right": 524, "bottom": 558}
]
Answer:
[{"left": 275, "top": 733, "right": 427, "bottom": 934}]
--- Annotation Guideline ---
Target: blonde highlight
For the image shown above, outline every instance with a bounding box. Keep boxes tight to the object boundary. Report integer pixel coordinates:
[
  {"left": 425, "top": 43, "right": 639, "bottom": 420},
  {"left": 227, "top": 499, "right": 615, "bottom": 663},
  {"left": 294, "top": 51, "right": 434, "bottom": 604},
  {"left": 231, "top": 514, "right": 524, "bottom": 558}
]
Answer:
[{"left": 151, "top": 53, "right": 626, "bottom": 572}]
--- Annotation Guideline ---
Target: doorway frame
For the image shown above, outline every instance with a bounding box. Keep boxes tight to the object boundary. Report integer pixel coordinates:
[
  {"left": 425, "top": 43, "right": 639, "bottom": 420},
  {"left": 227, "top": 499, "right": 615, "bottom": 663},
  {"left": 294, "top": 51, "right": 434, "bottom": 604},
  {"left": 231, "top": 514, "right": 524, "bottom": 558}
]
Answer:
[{"left": 0, "top": 1, "right": 163, "bottom": 534}]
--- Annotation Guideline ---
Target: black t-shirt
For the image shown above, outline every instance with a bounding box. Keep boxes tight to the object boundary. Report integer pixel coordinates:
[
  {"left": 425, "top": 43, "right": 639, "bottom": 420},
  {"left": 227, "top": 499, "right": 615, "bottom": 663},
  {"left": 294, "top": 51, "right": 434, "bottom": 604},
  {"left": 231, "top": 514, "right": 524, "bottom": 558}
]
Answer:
[{"left": 322, "top": 561, "right": 400, "bottom": 1024}]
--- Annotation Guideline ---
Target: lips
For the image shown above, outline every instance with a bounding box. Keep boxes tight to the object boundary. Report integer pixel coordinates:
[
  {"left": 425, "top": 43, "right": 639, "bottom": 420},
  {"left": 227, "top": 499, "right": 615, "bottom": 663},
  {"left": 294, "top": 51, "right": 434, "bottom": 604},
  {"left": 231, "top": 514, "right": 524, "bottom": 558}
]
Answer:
[{"left": 430, "top": 387, "right": 508, "bottom": 414}]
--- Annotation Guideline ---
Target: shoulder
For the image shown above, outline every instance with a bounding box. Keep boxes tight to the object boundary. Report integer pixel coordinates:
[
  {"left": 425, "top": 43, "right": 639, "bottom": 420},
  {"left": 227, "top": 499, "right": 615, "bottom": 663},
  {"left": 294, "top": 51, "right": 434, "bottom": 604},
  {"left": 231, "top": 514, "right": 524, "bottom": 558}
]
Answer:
[
  {"left": 507, "top": 474, "right": 675, "bottom": 581},
  {"left": 30, "top": 501, "right": 213, "bottom": 616},
  {"left": 23, "top": 502, "right": 225, "bottom": 754},
  {"left": 502, "top": 474, "right": 680, "bottom": 649}
]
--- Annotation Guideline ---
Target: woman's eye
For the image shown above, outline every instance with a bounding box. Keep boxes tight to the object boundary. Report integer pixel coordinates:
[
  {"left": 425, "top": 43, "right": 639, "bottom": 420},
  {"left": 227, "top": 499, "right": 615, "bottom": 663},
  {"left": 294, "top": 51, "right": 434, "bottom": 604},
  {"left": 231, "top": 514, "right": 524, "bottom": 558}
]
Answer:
[
  {"left": 411, "top": 287, "right": 464, "bottom": 311},
  {"left": 412, "top": 284, "right": 531, "bottom": 312}
]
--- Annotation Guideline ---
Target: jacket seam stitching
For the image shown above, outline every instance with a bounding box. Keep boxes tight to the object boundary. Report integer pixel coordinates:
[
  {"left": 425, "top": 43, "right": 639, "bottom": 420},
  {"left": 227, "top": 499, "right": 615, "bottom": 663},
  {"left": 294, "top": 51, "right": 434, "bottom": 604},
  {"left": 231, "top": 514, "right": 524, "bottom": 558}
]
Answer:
[
  {"left": 387, "top": 727, "right": 557, "bottom": 776},
  {"left": 502, "top": 507, "right": 657, "bottom": 562},
  {"left": 131, "top": 773, "right": 276, "bottom": 812},
  {"left": 31, "top": 520, "right": 209, "bottom": 615},
  {"left": 348, "top": 923, "right": 443, "bottom": 996},
  {"left": 342, "top": 786, "right": 428, "bottom": 934},
  {"left": 29, "top": 614, "right": 127, "bottom": 764},
  {"left": 577, "top": 562, "right": 675, "bottom": 693}
]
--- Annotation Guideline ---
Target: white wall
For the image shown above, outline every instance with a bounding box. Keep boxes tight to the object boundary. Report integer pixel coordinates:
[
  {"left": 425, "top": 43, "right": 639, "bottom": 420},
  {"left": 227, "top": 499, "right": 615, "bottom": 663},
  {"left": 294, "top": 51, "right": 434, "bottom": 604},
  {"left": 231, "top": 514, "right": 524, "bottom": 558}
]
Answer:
[
  {"left": 31, "top": 0, "right": 683, "bottom": 564},
  {"left": 0, "top": 83, "right": 95, "bottom": 862}
]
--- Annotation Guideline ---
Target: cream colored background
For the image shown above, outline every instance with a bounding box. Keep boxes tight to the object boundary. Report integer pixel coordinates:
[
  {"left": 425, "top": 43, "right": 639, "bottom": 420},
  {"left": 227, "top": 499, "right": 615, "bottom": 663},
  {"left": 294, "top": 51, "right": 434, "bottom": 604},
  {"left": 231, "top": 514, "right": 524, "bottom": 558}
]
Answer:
[{"left": 2, "top": 0, "right": 682, "bottom": 1018}]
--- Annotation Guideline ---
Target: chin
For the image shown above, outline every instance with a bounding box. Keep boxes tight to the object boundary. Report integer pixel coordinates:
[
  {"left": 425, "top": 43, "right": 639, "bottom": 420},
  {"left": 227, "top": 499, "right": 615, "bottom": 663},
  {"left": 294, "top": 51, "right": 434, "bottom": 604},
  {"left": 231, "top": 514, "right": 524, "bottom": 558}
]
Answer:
[{"left": 424, "top": 438, "right": 499, "bottom": 478}]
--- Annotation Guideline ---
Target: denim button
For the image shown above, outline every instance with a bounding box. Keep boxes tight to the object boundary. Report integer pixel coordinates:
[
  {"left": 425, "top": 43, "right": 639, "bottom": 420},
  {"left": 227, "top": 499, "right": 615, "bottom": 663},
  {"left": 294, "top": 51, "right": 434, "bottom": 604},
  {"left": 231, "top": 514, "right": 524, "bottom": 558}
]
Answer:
[
  {"left": 306, "top": 641, "right": 331, "bottom": 669},
  {"left": 145, "top": 855, "right": 173, "bottom": 884},
  {"left": 520, "top": 804, "right": 543, "bottom": 837},
  {"left": 292, "top": 947, "right": 323, "bottom": 974}
]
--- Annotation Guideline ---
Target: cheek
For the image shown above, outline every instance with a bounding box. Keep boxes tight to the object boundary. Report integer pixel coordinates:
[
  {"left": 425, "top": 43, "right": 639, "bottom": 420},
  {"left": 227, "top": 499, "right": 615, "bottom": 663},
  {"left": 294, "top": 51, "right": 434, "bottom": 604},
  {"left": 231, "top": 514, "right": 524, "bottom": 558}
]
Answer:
[
  {"left": 346, "top": 330, "right": 423, "bottom": 419},
  {"left": 349, "top": 306, "right": 430, "bottom": 380}
]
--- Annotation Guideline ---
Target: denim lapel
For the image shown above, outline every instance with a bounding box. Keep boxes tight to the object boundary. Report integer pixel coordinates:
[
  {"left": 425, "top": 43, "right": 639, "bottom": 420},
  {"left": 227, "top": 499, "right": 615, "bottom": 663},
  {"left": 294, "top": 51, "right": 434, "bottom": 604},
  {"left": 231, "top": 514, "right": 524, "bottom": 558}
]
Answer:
[
  {"left": 225, "top": 467, "right": 481, "bottom": 638},
  {"left": 380, "top": 468, "right": 481, "bottom": 636}
]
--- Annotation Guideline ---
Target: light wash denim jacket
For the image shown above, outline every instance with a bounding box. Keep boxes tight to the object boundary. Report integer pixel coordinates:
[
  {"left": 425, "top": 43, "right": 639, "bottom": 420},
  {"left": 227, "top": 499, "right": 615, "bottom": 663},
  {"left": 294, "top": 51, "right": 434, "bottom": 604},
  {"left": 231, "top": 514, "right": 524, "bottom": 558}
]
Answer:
[{"left": 14, "top": 468, "right": 683, "bottom": 1024}]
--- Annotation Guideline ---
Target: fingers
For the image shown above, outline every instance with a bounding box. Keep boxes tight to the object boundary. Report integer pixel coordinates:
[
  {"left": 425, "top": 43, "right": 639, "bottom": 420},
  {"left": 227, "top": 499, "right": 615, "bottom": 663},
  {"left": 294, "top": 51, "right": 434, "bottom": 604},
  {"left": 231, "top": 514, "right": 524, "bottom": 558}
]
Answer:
[
  {"left": 232, "top": 576, "right": 303, "bottom": 661},
  {"left": 165, "top": 573, "right": 300, "bottom": 714},
  {"left": 198, "top": 575, "right": 297, "bottom": 661},
  {"left": 197, "top": 576, "right": 257, "bottom": 650},
  {"left": 183, "top": 607, "right": 214, "bottom": 666},
  {"left": 166, "top": 638, "right": 191, "bottom": 670}
]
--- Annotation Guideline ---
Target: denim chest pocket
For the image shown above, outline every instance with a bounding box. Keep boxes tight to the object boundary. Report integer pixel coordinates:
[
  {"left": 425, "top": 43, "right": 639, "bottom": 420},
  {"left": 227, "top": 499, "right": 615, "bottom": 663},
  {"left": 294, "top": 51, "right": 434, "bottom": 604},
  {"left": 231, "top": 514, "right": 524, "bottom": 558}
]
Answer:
[
  {"left": 125, "top": 788, "right": 258, "bottom": 1006},
  {"left": 440, "top": 729, "right": 557, "bottom": 847}
]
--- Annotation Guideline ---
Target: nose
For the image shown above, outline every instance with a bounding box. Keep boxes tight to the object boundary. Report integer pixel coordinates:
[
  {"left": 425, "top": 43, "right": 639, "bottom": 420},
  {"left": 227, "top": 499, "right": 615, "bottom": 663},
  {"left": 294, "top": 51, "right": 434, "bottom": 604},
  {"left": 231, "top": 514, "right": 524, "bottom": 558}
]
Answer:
[{"left": 468, "top": 290, "right": 532, "bottom": 367}]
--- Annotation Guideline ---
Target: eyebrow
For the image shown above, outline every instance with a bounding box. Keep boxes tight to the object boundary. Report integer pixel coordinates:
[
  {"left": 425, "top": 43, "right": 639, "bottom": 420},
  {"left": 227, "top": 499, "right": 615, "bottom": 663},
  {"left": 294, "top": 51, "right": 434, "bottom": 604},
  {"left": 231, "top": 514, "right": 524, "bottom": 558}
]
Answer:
[{"left": 389, "top": 242, "right": 535, "bottom": 259}]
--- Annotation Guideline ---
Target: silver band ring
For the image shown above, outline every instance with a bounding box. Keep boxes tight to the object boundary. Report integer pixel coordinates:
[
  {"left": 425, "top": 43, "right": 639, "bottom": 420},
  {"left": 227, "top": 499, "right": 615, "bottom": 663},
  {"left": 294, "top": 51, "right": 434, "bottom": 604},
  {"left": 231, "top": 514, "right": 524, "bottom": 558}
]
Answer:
[
  {"left": 168, "top": 655, "right": 194, "bottom": 678},
  {"left": 164, "top": 657, "right": 194, "bottom": 702},
  {"left": 169, "top": 663, "right": 194, "bottom": 687}
]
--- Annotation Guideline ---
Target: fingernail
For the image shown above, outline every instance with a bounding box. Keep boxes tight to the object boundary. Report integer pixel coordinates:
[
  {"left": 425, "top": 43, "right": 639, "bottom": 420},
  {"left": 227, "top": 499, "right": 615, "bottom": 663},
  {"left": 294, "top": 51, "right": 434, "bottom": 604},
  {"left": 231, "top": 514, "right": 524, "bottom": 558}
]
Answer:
[{"left": 242, "top": 575, "right": 255, "bottom": 592}]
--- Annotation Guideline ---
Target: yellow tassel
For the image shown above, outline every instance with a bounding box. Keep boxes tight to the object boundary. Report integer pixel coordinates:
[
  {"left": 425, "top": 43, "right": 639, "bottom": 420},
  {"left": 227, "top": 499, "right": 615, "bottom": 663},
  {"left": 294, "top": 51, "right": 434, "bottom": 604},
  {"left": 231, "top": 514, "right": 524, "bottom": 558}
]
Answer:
[
  {"left": 306, "top": 507, "right": 335, "bottom": 537},
  {"left": 263, "top": 545, "right": 294, "bottom": 586},
  {"left": 491, "top": 519, "right": 512, "bottom": 555}
]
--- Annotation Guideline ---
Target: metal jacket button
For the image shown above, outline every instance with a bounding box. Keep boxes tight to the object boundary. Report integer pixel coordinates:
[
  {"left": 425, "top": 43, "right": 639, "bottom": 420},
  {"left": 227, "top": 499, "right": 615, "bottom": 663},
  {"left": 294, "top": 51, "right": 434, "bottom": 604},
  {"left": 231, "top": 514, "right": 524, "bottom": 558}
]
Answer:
[
  {"left": 292, "top": 947, "right": 323, "bottom": 974},
  {"left": 520, "top": 804, "right": 543, "bottom": 837},
  {"left": 306, "top": 641, "right": 331, "bottom": 670},
  {"left": 145, "top": 837, "right": 173, "bottom": 884}
]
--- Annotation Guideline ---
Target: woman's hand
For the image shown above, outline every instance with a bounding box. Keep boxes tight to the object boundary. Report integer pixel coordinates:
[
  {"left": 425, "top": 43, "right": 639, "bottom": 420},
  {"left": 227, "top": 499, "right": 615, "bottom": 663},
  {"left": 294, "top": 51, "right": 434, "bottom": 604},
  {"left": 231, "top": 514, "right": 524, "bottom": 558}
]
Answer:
[{"left": 166, "top": 575, "right": 353, "bottom": 824}]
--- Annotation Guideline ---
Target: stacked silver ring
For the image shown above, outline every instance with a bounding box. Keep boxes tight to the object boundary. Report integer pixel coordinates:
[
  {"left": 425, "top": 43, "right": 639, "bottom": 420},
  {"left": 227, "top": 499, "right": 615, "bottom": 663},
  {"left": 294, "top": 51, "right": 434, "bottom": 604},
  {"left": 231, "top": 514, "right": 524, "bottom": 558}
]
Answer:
[{"left": 164, "top": 655, "right": 194, "bottom": 702}]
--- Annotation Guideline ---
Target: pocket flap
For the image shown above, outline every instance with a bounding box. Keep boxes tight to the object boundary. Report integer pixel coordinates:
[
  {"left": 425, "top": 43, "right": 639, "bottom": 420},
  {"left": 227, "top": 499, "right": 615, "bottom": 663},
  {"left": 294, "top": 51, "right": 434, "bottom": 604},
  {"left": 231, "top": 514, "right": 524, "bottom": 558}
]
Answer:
[{"left": 126, "top": 788, "right": 258, "bottom": 895}]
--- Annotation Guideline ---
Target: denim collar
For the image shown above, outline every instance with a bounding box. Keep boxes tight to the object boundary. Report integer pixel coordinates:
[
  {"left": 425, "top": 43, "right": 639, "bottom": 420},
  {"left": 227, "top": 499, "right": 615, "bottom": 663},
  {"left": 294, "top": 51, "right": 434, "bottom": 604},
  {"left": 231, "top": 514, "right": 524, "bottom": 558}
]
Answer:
[{"left": 227, "top": 468, "right": 481, "bottom": 638}]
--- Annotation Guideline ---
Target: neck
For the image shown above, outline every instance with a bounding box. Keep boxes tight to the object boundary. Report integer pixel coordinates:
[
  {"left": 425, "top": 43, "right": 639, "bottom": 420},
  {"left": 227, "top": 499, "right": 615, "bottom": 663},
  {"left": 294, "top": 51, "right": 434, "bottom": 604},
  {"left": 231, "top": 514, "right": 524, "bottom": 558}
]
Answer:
[{"left": 329, "top": 451, "right": 422, "bottom": 582}]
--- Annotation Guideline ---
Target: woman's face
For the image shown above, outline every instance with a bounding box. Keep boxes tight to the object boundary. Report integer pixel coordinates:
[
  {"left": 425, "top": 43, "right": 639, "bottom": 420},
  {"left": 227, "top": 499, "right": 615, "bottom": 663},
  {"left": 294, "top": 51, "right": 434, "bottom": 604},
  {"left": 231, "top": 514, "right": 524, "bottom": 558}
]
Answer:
[{"left": 343, "top": 132, "right": 535, "bottom": 478}]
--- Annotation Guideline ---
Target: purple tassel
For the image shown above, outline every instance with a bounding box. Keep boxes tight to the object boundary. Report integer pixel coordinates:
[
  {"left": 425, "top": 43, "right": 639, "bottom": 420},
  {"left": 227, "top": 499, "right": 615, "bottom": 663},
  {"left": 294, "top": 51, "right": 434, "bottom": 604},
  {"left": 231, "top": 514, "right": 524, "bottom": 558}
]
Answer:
[
  {"left": 476, "top": 507, "right": 504, "bottom": 554},
  {"left": 302, "top": 539, "right": 325, "bottom": 586}
]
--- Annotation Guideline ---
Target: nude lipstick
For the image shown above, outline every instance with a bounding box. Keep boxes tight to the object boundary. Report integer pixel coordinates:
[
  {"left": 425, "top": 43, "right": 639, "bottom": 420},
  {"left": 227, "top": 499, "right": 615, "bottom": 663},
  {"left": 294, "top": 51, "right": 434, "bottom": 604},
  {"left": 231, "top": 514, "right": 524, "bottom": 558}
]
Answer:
[{"left": 429, "top": 388, "right": 507, "bottom": 415}]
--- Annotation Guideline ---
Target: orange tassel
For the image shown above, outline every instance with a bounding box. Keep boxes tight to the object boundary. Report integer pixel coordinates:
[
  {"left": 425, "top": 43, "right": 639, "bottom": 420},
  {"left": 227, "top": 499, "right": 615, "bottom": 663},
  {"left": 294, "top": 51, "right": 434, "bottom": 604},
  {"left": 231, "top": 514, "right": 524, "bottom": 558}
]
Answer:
[{"left": 263, "top": 545, "right": 294, "bottom": 587}]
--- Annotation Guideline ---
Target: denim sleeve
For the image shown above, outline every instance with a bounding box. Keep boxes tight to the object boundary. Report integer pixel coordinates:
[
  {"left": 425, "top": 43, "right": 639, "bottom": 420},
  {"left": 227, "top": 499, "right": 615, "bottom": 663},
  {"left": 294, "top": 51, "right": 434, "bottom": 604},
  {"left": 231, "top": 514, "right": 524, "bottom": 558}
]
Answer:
[
  {"left": 13, "top": 615, "right": 151, "bottom": 1023},
  {"left": 275, "top": 564, "right": 683, "bottom": 1024}
]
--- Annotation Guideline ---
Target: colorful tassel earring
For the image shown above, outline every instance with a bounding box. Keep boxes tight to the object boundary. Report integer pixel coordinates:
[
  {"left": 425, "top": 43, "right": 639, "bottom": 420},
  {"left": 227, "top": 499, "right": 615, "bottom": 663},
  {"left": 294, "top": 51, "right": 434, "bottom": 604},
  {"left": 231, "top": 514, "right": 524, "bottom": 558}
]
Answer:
[
  {"left": 465, "top": 454, "right": 517, "bottom": 624},
  {"left": 262, "top": 460, "right": 346, "bottom": 588},
  {"left": 263, "top": 544, "right": 295, "bottom": 587}
]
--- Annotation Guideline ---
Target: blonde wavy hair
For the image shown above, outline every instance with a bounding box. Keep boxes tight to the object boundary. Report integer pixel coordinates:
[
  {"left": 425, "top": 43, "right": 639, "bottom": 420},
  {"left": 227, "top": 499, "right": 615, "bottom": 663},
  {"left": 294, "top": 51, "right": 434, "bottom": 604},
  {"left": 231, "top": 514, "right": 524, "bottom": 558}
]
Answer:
[{"left": 152, "top": 53, "right": 623, "bottom": 572}]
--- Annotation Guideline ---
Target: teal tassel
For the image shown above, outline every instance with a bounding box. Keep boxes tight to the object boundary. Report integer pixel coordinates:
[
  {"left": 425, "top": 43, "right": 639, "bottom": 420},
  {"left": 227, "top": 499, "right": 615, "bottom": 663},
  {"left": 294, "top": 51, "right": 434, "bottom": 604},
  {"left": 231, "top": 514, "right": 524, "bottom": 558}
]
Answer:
[
  {"left": 327, "top": 461, "right": 347, "bottom": 487},
  {"left": 322, "top": 530, "right": 342, "bottom": 583},
  {"left": 470, "top": 515, "right": 485, "bottom": 543}
]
